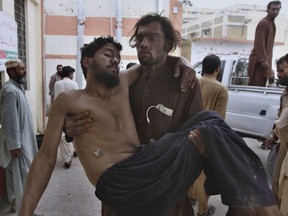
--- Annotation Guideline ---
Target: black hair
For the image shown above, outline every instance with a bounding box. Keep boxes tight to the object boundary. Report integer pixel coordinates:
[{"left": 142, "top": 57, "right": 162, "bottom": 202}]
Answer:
[
  {"left": 56, "top": 64, "right": 63, "bottom": 70},
  {"left": 202, "top": 54, "right": 221, "bottom": 75},
  {"left": 126, "top": 62, "right": 137, "bottom": 69},
  {"left": 80, "top": 36, "right": 122, "bottom": 79},
  {"left": 285, "top": 53, "right": 288, "bottom": 63},
  {"left": 267, "top": 1, "right": 281, "bottom": 10},
  {"left": 129, "top": 13, "right": 181, "bottom": 53},
  {"left": 62, "top": 66, "right": 75, "bottom": 78},
  {"left": 276, "top": 55, "right": 286, "bottom": 66},
  {"left": 6, "top": 68, "right": 15, "bottom": 78}
]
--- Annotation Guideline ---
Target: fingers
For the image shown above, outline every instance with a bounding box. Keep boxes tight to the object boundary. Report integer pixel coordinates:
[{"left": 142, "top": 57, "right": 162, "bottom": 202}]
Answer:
[
  {"left": 181, "top": 72, "right": 190, "bottom": 92},
  {"left": 64, "top": 112, "right": 92, "bottom": 136},
  {"left": 73, "top": 118, "right": 92, "bottom": 127},
  {"left": 180, "top": 68, "right": 197, "bottom": 93},
  {"left": 181, "top": 70, "right": 192, "bottom": 92},
  {"left": 71, "top": 125, "right": 91, "bottom": 136},
  {"left": 188, "top": 129, "right": 208, "bottom": 157},
  {"left": 68, "top": 112, "right": 90, "bottom": 122},
  {"left": 10, "top": 149, "right": 22, "bottom": 158},
  {"left": 174, "top": 60, "right": 181, "bottom": 78},
  {"left": 65, "top": 119, "right": 92, "bottom": 137},
  {"left": 190, "top": 69, "right": 196, "bottom": 90}
]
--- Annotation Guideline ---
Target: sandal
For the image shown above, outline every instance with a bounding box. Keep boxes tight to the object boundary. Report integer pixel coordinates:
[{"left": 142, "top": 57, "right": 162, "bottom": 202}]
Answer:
[{"left": 9, "top": 199, "right": 16, "bottom": 213}]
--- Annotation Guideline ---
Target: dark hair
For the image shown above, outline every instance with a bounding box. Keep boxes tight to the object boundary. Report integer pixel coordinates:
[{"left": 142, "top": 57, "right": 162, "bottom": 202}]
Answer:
[
  {"left": 62, "top": 66, "right": 75, "bottom": 78},
  {"left": 129, "top": 13, "right": 181, "bottom": 53},
  {"left": 285, "top": 53, "right": 288, "bottom": 63},
  {"left": 6, "top": 68, "right": 15, "bottom": 78},
  {"left": 126, "top": 62, "right": 137, "bottom": 69},
  {"left": 202, "top": 54, "right": 221, "bottom": 74},
  {"left": 80, "top": 36, "right": 122, "bottom": 78},
  {"left": 267, "top": 1, "right": 281, "bottom": 10},
  {"left": 56, "top": 64, "right": 63, "bottom": 70},
  {"left": 276, "top": 55, "right": 286, "bottom": 66}
]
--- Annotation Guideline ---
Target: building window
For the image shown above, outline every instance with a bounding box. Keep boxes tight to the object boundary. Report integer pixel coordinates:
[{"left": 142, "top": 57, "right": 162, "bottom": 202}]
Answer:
[{"left": 14, "top": 0, "right": 27, "bottom": 88}]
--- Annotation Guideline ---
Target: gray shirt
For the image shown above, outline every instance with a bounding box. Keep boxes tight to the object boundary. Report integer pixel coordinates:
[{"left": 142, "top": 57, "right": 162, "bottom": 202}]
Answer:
[{"left": 0, "top": 79, "right": 37, "bottom": 168}]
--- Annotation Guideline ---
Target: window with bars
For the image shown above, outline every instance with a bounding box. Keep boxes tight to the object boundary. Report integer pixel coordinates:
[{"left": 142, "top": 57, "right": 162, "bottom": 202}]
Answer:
[{"left": 14, "top": 0, "right": 27, "bottom": 88}]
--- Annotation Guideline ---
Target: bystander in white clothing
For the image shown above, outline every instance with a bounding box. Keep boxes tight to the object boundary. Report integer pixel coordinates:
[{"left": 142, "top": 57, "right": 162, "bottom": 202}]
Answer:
[{"left": 54, "top": 66, "right": 79, "bottom": 168}]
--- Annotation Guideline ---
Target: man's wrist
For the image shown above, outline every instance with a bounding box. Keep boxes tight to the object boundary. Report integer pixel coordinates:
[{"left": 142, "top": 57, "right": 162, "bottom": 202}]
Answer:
[{"left": 270, "top": 133, "right": 278, "bottom": 141}]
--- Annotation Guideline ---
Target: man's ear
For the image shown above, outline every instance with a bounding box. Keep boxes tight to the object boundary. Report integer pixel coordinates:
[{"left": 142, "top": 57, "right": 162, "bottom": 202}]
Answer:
[
  {"left": 82, "top": 57, "right": 91, "bottom": 68},
  {"left": 7, "top": 68, "right": 16, "bottom": 78}
]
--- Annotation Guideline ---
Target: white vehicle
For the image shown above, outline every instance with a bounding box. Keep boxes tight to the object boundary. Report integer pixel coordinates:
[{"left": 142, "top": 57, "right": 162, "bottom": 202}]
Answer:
[{"left": 193, "top": 57, "right": 283, "bottom": 140}]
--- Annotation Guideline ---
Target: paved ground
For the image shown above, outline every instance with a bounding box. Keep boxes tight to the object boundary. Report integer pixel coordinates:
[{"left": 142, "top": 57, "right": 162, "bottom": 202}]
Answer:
[{"left": 0, "top": 138, "right": 271, "bottom": 216}]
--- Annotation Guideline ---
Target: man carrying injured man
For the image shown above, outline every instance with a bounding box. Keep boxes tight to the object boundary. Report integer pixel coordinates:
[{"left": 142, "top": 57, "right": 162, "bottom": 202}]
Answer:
[{"left": 20, "top": 31, "right": 282, "bottom": 216}]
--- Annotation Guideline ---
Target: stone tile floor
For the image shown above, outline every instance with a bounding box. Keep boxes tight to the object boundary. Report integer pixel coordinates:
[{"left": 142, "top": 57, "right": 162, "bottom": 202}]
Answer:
[{"left": 0, "top": 138, "right": 270, "bottom": 216}]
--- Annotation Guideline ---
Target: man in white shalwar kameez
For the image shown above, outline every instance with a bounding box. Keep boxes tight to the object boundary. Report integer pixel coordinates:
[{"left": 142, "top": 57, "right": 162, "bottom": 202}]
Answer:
[
  {"left": 0, "top": 59, "right": 38, "bottom": 212},
  {"left": 54, "top": 66, "right": 79, "bottom": 168}
]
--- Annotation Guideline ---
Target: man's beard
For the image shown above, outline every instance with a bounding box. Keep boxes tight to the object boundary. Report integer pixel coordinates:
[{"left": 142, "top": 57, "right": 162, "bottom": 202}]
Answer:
[
  {"left": 94, "top": 71, "right": 120, "bottom": 88},
  {"left": 15, "top": 75, "right": 26, "bottom": 84},
  {"left": 277, "top": 76, "right": 288, "bottom": 86},
  {"left": 90, "top": 60, "right": 120, "bottom": 88}
]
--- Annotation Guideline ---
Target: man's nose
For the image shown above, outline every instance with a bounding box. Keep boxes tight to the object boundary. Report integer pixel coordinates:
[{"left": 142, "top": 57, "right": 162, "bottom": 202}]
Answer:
[
  {"left": 111, "top": 57, "right": 119, "bottom": 64},
  {"left": 139, "top": 37, "right": 150, "bottom": 47}
]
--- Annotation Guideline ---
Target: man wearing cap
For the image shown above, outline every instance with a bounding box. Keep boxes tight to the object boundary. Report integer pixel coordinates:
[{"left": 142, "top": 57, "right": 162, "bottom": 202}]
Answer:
[{"left": 0, "top": 59, "right": 38, "bottom": 213}]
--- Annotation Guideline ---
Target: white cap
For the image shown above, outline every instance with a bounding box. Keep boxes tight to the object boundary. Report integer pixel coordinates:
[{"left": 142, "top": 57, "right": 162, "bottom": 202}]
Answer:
[{"left": 5, "top": 59, "right": 22, "bottom": 69}]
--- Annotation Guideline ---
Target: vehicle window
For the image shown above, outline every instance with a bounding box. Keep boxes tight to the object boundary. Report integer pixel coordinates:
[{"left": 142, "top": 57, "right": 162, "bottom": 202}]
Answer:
[
  {"left": 193, "top": 61, "right": 225, "bottom": 83},
  {"left": 193, "top": 62, "right": 203, "bottom": 78},
  {"left": 217, "top": 61, "right": 225, "bottom": 82},
  {"left": 230, "top": 58, "right": 249, "bottom": 85}
]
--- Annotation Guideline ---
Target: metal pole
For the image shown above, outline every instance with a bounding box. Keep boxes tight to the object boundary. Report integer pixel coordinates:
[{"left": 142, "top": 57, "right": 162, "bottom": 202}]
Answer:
[
  {"left": 158, "top": 0, "right": 163, "bottom": 14},
  {"left": 76, "top": 0, "right": 85, "bottom": 88},
  {"left": 116, "top": 0, "right": 122, "bottom": 43}
]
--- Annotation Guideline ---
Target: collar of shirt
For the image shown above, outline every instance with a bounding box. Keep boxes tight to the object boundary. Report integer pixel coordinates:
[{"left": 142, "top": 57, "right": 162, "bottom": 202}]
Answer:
[{"left": 9, "top": 79, "right": 25, "bottom": 92}]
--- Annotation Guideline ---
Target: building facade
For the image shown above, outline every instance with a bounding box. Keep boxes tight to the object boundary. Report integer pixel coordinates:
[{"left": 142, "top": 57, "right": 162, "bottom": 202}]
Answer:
[
  {"left": 182, "top": 4, "right": 288, "bottom": 68},
  {"left": 43, "top": 0, "right": 183, "bottom": 108}
]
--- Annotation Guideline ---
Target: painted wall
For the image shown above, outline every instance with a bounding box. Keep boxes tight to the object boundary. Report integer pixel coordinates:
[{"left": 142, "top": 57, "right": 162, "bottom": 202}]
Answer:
[{"left": 43, "top": 0, "right": 182, "bottom": 107}]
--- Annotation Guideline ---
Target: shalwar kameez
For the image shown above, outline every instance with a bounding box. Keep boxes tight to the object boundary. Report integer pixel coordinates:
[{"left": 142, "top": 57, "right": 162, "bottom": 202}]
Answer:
[{"left": 0, "top": 79, "right": 38, "bottom": 211}]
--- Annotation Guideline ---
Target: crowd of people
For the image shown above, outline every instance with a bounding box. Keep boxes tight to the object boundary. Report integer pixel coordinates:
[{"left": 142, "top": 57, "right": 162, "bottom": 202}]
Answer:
[{"left": 0, "top": 1, "right": 287, "bottom": 216}]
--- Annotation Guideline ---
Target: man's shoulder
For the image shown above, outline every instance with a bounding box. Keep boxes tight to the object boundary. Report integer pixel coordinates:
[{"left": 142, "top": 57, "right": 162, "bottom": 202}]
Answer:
[
  {"left": 119, "top": 73, "right": 130, "bottom": 86},
  {"left": 200, "top": 77, "right": 227, "bottom": 89},
  {"left": 54, "top": 89, "right": 82, "bottom": 104},
  {"left": 2, "top": 81, "right": 18, "bottom": 92},
  {"left": 51, "top": 72, "right": 58, "bottom": 77},
  {"left": 258, "top": 16, "right": 272, "bottom": 26}
]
